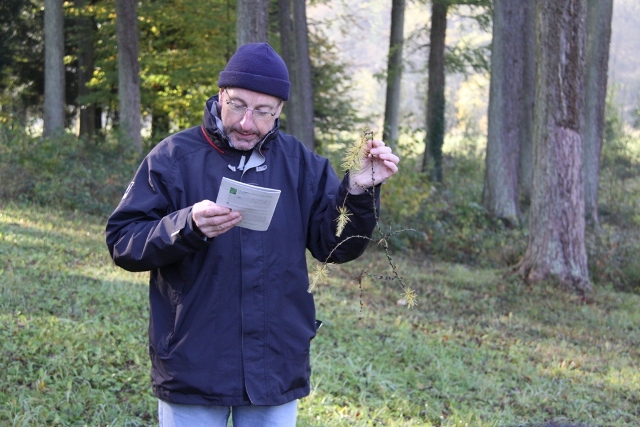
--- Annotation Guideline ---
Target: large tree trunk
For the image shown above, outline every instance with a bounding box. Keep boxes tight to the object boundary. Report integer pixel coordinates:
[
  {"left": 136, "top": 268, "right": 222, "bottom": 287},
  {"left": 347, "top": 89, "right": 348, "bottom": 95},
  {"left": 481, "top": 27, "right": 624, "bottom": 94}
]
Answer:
[
  {"left": 422, "top": 0, "right": 447, "bottom": 183},
  {"left": 382, "top": 0, "right": 405, "bottom": 149},
  {"left": 116, "top": 0, "right": 142, "bottom": 154},
  {"left": 237, "top": 0, "right": 269, "bottom": 46},
  {"left": 483, "top": 0, "right": 534, "bottom": 227},
  {"left": 75, "top": 0, "right": 97, "bottom": 139},
  {"left": 43, "top": 0, "right": 66, "bottom": 137},
  {"left": 515, "top": 0, "right": 591, "bottom": 293},
  {"left": 583, "top": 0, "right": 613, "bottom": 227},
  {"left": 278, "top": 0, "right": 315, "bottom": 150}
]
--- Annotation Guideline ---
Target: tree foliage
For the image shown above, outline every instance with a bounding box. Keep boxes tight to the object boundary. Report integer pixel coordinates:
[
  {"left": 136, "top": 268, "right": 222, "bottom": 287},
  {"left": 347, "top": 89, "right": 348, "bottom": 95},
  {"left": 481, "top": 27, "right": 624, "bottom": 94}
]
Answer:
[
  {"left": 409, "top": 0, "right": 491, "bottom": 182},
  {"left": 1, "top": 0, "right": 361, "bottom": 151},
  {"left": 128, "top": 0, "right": 235, "bottom": 138},
  {"left": 0, "top": 0, "right": 45, "bottom": 124},
  {"left": 307, "top": 21, "right": 364, "bottom": 149},
  {"left": 1, "top": 0, "right": 236, "bottom": 140}
]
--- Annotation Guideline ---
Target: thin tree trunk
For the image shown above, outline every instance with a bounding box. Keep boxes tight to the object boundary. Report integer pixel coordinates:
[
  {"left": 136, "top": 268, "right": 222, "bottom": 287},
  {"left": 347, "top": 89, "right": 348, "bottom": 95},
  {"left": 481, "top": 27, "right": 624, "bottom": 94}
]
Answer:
[
  {"left": 278, "top": 0, "right": 297, "bottom": 126},
  {"left": 116, "top": 0, "right": 142, "bottom": 154},
  {"left": 278, "top": 0, "right": 314, "bottom": 150},
  {"left": 292, "top": 0, "right": 315, "bottom": 149},
  {"left": 75, "top": 0, "right": 96, "bottom": 139},
  {"left": 43, "top": 0, "right": 65, "bottom": 137},
  {"left": 382, "top": 0, "right": 405, "bottom": 149},
  {"left": 515, "top": 0, "right": 591, "bottom": 293},
  {"left": 422, "top": 0, "right": 447, "bottom": 183},
  {"left": 583, "top": 0, "right": 613, "bottom": 227},
  {"left": 95, "top": 106, "right": 103, "bottom": 132},
  {"left": 483, "top": 0, "right": 532, "bottom": 227},
  {"left": 519, "top": 1, "right": 535, "bottom": 208},
  {"left": 237, "top": 0, "right": 269, "bottom": 46}
]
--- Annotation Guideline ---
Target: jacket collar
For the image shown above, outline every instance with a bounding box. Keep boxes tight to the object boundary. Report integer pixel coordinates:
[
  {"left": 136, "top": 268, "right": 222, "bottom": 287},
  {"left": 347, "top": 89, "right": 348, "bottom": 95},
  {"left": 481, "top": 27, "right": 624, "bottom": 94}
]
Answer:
[{"left": 202, "top": 95, "right": 281, "bottom": 155}]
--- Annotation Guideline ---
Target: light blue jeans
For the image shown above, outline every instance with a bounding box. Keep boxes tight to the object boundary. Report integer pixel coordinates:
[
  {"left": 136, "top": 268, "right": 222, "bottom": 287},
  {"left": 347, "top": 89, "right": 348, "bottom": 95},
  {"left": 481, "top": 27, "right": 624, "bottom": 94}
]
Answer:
[{"left": 158, "top": 399, "right": 298, "bottom": 427}]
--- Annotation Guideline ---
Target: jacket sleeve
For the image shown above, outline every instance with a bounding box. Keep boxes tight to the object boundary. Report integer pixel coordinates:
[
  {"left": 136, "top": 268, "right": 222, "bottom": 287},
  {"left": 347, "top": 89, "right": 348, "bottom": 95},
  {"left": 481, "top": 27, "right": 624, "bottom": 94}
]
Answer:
[
  {"left": 306, "top": 161, "right": 380, "bottom": 264},
  {"left": 105, "top": 151, "right": 209, "bottom": 272}
]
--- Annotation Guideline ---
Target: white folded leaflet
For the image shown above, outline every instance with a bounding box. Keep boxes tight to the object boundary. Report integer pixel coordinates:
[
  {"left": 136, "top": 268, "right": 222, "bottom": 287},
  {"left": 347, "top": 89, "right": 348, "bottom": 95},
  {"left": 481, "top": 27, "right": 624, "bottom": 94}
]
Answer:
[{"left": 215, "top": 177, "right": 281, "bottom": 231}]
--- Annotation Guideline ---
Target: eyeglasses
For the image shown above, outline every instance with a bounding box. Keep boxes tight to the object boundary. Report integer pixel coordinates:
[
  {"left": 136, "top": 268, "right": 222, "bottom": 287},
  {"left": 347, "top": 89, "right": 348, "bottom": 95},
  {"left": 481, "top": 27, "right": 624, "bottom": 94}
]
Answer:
[{"left": 224, "top": 99, "right": 280, "bottom": 121}]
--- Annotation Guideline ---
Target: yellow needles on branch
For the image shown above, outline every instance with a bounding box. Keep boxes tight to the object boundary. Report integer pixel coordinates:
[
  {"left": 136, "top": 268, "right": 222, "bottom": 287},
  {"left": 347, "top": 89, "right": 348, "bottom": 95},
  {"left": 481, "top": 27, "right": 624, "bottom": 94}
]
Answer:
[
  {"left": 311, "top": 128, "right": 418, "bottom": 309},
  {"left": 335, "top": 128, "right": 372, "bottom": 238},
  {"left": 341, "top": 129, "right": 374, "bottom": 173}
]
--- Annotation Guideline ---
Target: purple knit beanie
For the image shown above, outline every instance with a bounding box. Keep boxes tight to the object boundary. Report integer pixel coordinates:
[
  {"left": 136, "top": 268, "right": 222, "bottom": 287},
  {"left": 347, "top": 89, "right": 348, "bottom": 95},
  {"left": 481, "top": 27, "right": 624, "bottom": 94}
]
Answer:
[{"left": 218, "top": 43, "right": 290, "bottom": 101}]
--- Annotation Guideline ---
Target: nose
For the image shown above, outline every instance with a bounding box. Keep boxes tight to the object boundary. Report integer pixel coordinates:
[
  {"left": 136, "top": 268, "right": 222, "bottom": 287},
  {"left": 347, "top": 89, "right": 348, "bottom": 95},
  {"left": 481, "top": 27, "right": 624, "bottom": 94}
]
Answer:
[{"left": 239, "top": 110, "right": 255, "bottom": 130}]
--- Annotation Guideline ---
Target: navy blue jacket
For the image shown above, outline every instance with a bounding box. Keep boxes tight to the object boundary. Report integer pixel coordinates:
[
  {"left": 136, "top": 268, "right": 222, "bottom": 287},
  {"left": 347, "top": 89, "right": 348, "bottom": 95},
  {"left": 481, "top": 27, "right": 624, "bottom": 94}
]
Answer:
[{"left": 105, "top": 96, "right": 379, "bottom": 406}]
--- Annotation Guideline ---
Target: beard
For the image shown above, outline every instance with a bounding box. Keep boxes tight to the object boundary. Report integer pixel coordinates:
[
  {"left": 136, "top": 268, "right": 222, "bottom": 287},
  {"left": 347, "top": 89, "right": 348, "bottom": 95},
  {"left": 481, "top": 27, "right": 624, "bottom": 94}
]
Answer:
[{"left": 223, "top": 124, "right": 263, "bottom": 151}]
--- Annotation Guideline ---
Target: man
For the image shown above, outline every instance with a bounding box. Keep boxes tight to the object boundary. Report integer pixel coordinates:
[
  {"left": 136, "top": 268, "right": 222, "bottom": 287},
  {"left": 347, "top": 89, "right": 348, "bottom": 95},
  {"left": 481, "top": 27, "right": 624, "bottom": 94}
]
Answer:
[{"left": 106, "top": 42, "right": 399, "bottom": 427}]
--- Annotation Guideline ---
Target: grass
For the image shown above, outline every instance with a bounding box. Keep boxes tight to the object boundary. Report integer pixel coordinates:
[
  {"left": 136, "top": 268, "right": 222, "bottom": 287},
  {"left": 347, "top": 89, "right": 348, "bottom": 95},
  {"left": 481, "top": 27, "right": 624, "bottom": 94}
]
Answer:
[{"left": 1, "top": 202, "right": 639, "bottom": 426}]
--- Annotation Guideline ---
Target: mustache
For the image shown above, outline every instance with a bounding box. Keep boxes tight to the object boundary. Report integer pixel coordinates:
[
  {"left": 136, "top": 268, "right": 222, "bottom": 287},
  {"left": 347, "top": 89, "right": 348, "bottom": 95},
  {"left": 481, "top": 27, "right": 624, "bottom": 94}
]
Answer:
[{"left": 228, "top": 126, "right": 259, "bottom": 136}]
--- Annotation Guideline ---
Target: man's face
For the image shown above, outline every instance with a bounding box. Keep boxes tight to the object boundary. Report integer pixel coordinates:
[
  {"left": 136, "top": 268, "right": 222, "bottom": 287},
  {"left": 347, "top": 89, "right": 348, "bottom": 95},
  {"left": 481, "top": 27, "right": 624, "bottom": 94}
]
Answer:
[{"left": 219, "top": 88, "right": 282, "bottom": 151}]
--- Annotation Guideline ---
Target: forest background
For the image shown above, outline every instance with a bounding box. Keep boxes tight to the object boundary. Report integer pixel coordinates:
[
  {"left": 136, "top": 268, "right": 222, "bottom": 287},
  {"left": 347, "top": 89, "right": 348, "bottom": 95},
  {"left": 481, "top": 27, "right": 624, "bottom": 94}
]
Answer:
[{"left": 1, "top": 0, "right": 639, "bottom": 426}]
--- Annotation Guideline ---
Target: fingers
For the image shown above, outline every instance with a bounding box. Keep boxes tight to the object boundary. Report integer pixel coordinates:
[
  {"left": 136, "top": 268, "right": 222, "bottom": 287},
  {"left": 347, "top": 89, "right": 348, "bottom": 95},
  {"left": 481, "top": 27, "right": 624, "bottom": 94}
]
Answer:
[
  {"left": 382, "top": 158, "right": 399, "bottom": 175},
  {"left": 192, "top": 200, "right": 242, "bottom": 238},
  {"left": 367, "top": 139, "right": 398, "bottom": 160},
  {"left": 347, "top": 138, "right": 400, "bottom": 194},
  {"left": 366, "top": 138, "right": 385, "bottom": 155},
  {"left": 366, "top": 139, "right": 400, "bottom": 172}
]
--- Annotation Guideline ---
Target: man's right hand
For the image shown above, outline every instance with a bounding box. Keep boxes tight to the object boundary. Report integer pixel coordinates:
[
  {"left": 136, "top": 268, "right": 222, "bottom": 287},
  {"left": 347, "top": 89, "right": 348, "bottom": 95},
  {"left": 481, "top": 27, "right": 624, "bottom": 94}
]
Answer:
[{"left": 192, "top": 200, "right": 242, "bottom": 239}]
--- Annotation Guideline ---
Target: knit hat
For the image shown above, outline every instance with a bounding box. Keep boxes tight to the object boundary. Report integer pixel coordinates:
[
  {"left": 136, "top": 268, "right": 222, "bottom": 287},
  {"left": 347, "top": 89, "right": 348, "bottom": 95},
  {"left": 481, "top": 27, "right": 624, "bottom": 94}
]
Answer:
[{"left": 218, "top": 43, "right": 290, "bottom": 101}]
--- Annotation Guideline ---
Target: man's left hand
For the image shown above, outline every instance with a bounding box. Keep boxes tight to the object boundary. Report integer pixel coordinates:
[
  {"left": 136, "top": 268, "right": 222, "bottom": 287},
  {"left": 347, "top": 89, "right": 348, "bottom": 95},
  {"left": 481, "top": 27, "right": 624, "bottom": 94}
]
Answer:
[{"left": 348, "top": 139, "right": 399, "bottom": 195}]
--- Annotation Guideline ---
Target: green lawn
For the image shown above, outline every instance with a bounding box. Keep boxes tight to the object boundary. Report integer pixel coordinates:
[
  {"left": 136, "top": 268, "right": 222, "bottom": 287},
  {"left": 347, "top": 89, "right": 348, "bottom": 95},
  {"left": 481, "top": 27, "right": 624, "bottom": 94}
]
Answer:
[{"left": 1, "top": 202, "right": 638, "bottom": 426}]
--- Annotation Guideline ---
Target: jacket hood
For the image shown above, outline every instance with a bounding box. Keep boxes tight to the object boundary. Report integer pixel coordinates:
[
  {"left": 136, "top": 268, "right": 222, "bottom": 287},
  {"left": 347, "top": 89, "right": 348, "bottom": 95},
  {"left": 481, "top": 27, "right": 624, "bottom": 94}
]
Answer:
[{"left": 202, "top": 95, "right": 281, "bottom": 154}]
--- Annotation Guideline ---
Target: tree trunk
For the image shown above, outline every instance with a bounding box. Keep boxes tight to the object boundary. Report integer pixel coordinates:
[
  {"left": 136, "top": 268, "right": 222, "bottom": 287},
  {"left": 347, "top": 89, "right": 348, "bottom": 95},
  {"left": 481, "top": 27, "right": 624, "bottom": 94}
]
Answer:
[
  {"left": 152, "top": 108, "right": 170, "bottom": 142},
  {"left": 116, "top": 0, "right": 142, "bottom": 154},
  {"left": 43, "top": 0, "right": 65, "bottom": 137},
  {"left": 422, "top": 0, "right": 447, "bottom": 183},
  {"left": 75, "top": 0, "right": 96, "bottom": 139},
  {"left": 515, "top": 0, "right": 591, "bottom": 293},
  {"left": 483, "top": 0, "right": 533, "bottom": 227},
  {"left": 278, "top": 0, "right": 315, "bottom": 150},
  {"left": 237, "top": 0, "right": 269, "bottom": 46},
  {"left": 292, "top": 0, "right": 315, "bottom": 149},
  {"left": 382, "top": 0, "right": 405, "bottom": 149},
  {"left": 95, "top": 106, "right": 103, "bottom": 132},
  {"left": 278, "top": 0, "right": 296, "bottom": 124},
  {"left": 519, "top": 3, "right": 535, "bottom": 206},
  {"left": 583, "top": 0, "right": 613, "bottom": 227}
]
